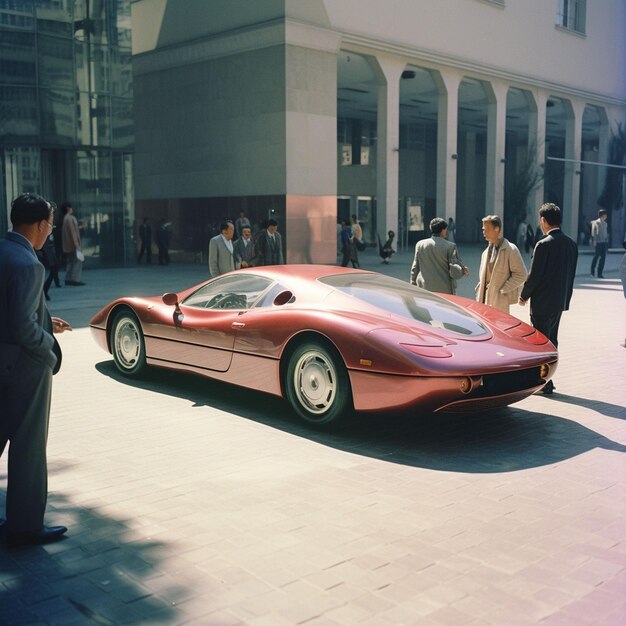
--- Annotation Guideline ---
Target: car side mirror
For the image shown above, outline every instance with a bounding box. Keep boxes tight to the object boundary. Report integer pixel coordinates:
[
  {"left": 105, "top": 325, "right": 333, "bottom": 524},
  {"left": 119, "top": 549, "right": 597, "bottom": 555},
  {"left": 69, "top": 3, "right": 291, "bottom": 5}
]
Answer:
[
  {"left": 273, "top": 290, "right": 294, "bottom": 306},
  {"left": 162, "top": 292, "right": 179, "bottom": 306},
  {"left": 162, "top": 292, "right": 184, "bottom": 327}
]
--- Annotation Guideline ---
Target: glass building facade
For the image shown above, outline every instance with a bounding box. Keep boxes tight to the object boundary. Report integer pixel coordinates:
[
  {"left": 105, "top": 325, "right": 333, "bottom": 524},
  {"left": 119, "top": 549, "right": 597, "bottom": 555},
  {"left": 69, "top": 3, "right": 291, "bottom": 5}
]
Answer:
[{"left": 0, "top": 0, "right": 134, "bottom": 266}]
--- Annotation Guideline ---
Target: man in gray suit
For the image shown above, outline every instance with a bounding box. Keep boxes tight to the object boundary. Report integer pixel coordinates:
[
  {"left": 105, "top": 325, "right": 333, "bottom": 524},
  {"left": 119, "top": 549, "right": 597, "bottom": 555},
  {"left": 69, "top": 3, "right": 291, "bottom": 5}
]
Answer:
[
  {"left": 410, "top": 217, "right": 469, "bottom": 294},
  {"left": 208, "top": 220, "right": 235, "bottom": 277},
  {"left": 0, "top": 193, "right": 72, "bottom": 547}
]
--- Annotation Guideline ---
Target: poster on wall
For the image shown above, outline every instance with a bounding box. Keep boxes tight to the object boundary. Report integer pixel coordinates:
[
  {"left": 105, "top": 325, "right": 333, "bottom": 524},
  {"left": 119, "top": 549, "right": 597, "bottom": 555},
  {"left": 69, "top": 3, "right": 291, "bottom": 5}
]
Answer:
[
  {"left": 407, "top": 201, "right": 424, "bottom": 231},
  {"left": 341, "top": 144, "right": 352, "bottom": 166}
]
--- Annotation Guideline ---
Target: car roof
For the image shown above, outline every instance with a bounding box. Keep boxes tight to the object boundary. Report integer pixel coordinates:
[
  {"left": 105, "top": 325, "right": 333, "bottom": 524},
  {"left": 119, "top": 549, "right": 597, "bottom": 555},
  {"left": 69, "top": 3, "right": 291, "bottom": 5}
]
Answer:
[{"left": 239, "top": 264, "right": 373, "bottom": 282}]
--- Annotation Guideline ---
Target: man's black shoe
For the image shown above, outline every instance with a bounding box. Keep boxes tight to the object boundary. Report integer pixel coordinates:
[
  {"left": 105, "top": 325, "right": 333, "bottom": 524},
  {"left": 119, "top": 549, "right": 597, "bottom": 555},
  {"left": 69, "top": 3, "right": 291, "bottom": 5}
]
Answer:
[
  {"left": 5, "top": 525, "right": 68, "bottom": 548},
  {"left": 598, "top": 275, "right": 604, "bottom": 279},
  {"left": 65, "top": 280, "right": 86, "bottom": 286}
]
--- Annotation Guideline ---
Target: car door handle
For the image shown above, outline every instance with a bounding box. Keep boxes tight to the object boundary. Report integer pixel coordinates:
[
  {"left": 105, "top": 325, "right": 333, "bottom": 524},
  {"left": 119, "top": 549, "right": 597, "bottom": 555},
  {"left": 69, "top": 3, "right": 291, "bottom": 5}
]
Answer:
[{"left": 231, "top": 321, "right": 246, "bottom": 328}]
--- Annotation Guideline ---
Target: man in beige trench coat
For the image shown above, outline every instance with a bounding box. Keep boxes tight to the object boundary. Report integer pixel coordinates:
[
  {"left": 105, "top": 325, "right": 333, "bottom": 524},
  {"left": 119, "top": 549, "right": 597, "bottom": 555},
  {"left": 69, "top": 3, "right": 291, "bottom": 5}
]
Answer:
[{"left": 476, "top": 215, "right": 527, "bottom": 314}]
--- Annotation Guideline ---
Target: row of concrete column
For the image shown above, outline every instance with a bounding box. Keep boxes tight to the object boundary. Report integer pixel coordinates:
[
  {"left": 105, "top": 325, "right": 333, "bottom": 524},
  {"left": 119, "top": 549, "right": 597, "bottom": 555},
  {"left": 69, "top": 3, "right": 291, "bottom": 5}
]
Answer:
[{"left": 369, "top": 56, "right": 612, "bottom": 238}]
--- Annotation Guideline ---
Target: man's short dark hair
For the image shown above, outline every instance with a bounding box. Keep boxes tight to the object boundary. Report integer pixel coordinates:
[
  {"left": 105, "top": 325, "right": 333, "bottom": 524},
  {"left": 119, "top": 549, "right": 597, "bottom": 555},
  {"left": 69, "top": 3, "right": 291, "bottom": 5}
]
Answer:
[
  {"left": 598, "top": 209, "right": 607, "bottom": 218},
  {"left": 267, "top": 219, "right": 278, "bottom": 228},
  {"left": 429, "top": 217, "right": 448, "bottom": 235},
  {"left": 219, "top": 220, "right": 234, "bottom": 233},
  {"left": 10, "top": 193, "right": 53, "bottom": 227},
  {"left": 539, "top": 203, "right": 562, "bottom": 226},
  {"left": 482, "top": 214, "right": 502, "bottom": 230},
  {"left": 59, "top": 201, "right": 72, "bottom": 216}
]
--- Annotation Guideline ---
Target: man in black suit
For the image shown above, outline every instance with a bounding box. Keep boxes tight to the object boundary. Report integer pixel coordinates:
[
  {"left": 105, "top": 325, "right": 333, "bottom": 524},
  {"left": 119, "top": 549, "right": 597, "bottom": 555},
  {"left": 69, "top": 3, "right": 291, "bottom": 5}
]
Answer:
[
  {"left": 0, "top": 193, "right": 72, "bottom": 546},
  {"left": 519, "top": 203, "right": 578, "bottom": 394},
  {"left": 256, "top": 218, "right": 285, "bottom": 266}
]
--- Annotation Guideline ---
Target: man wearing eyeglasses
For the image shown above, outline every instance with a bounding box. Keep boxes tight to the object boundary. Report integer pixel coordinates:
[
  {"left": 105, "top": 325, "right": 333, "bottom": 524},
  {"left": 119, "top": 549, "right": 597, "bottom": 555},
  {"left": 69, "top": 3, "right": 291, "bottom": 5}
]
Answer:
[{"left": 0, "top": 193, "right": 72, "bottom": 547}]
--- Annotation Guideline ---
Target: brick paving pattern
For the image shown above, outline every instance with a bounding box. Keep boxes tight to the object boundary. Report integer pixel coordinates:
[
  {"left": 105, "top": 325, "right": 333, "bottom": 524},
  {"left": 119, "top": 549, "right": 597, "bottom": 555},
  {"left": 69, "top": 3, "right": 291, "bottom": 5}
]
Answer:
[{"left": 1, "top": 244, "right": 625, "bottom": 625}]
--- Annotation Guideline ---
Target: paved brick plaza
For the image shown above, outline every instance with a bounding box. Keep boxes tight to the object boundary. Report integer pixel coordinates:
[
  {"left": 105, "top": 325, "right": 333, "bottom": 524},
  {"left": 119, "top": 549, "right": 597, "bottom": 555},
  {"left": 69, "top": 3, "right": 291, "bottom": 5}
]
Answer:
[{"left": 1, "top": 246, "right": 625, "bottom": 625}]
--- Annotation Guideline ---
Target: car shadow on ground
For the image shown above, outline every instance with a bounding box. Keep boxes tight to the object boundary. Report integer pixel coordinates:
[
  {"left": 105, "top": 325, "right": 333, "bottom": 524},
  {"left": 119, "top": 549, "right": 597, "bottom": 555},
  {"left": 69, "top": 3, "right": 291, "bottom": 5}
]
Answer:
[{"left": 96, "top": 361, "right": 626, "bottom": 474}]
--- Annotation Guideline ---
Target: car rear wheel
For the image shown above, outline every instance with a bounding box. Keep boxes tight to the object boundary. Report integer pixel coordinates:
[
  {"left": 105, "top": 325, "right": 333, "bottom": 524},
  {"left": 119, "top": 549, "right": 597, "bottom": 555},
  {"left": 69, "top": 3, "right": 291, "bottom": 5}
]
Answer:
[
  {"left": 285, "top": 340, "right": 352, "bottom": 427},
  {"left": 110, "top": 310, "right": 146, "bottom": 377}
]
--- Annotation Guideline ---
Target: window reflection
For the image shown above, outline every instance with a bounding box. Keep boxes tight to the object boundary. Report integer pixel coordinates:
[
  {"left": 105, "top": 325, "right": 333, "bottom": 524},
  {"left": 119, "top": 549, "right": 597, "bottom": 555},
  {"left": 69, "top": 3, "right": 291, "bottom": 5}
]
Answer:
[
  {"left": 41, "top": 88, "right": 75, "bottom": 143},
  {"left": 35, "top": 0, "right": 72, "bottom": 37},
  {"left": 37, "top": 35, "right": 73, "bottom": 88},
  {"left": 75, "top": 42, "right": 110, "bottom": 92},
  {"left": 0, "top": 3, "right": 35, "bottom": 31},
  {"left": 0, "top": 86, "right": 38, "bottom": 138},
  {"left": 110, "top": 48, "right": 132, "bottom": 96},
  {"left": 0, "top": 30, "right": 36, "bottom": 84},
  {"left": 73, "top": 0, "right": 108, "bottom": 44},
  {"left": 111, "top": 0, "right": 131, "bottom": 49},
  {"left": 111, "top": 97, "right": 133, "bottom": 149},
  {"left": 77, "top": 92, "right": 110, "bottom": 145}
]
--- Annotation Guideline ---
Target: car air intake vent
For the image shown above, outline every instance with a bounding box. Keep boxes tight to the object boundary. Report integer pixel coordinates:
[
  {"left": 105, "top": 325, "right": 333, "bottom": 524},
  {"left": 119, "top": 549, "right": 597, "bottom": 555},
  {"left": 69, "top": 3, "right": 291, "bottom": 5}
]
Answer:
[{"left": 478, "top": 367, "right": 541, "bottom": 397}]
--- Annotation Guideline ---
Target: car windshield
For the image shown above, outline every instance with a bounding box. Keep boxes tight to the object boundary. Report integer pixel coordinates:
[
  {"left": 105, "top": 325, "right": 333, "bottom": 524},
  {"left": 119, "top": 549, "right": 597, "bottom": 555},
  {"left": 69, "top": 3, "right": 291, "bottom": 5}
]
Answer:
[
  {"left": 319, "top": 273, "right": 488, "bottom": 337},
  {"left": 183, "top": 274, "right": 275, "bottom": 309}
]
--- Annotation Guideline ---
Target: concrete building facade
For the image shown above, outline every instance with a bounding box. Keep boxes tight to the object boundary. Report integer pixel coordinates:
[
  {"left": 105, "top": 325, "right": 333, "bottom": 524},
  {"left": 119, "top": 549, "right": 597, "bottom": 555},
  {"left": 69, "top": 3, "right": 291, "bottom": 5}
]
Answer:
[{"left": 131, "top": 0, "right": 626, "bottom": 262}]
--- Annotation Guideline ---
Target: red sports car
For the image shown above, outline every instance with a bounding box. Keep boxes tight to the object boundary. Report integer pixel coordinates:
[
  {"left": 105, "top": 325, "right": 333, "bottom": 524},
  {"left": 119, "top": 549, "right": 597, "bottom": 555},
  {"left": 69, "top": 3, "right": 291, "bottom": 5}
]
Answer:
[{"left": 90, "top": 265, "right": 557, "bottom": 427}]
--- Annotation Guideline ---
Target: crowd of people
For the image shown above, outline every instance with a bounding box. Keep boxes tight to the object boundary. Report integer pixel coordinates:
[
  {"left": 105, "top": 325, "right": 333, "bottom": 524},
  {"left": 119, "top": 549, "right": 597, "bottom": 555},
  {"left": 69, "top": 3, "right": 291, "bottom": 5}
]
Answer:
[{"left": 208, "top": 215, "right": 285, "bottom": 278}]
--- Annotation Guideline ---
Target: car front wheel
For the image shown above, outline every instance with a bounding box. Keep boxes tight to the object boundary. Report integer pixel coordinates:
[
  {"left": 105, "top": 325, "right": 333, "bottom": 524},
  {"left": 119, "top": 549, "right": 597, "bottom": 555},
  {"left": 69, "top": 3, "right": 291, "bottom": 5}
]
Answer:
[
  {"left": 285, "top": 340, "right": 352, "bottom": 427},
  {"left": 110, "top": 310, "right": 146, "bottom": 377}
]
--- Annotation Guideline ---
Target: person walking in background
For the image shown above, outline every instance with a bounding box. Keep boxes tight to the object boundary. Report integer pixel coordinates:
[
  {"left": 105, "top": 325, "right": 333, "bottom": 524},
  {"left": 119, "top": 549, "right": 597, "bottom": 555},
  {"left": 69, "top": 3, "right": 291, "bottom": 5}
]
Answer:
[
  {"left": 410, "top": 217, "right": 469, "bottom": 294},
  {"left": 234, "top": 211, "right": 251, "bottom": 239},
  {"left": 476, "top": 215, "right": 527, "bottom": 314},
  {"left": 349, "top": 215, "right": 361, "bottom": 268},
  {"left": 233, "top": 225, "right": 257, "bottom": 269},
  {"left": 516, "top": 215, "right": 528, "bottom": 251},
  {"left": 0, "top": 193, "right": 72, "bottom": 547},
  {"left": 256, "top": 218, "right": 284, "bottom": 266},
  {"left": 590, "top": 208, "right": 609, "bottom": 278},
  {"left": 380, "top": 230, "right": 396, "bottom": 264},
  {"left": 61, "top": 202, "right": 85, "bottom": 286},
  {"left": 137, "top": 217, "right": 152, "bottom": 264},
  {"left": 447, "top": 217, "right": 456, "bottom": 243},
  {"left": 209, "top": 220, "right": 235, "bottom": 277},
  {"left": 156, "top": 219, "right": 171, "bottom": 265},
  {"left": 339, "top": 219, "right": 354, "bottom": 267},
  {"left": 519, "top": 203, "right": 578, "bottom": 394},
  {"left": 40, "top": 228, "right": 61, "bottom": 301}
]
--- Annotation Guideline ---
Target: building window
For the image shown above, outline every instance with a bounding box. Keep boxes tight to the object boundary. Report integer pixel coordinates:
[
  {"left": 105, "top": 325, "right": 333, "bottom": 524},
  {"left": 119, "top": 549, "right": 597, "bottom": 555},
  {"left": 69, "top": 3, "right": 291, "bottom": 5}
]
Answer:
[{"left": 556, "top": 0, "right": 586, "bottom": 35}]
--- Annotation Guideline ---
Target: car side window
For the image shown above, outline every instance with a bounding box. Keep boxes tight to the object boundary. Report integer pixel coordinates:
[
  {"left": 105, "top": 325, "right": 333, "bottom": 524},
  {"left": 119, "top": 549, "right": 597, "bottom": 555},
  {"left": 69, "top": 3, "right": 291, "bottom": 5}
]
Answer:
[{"left": 183, "top": 275, "right": 273, "bottom": 310}]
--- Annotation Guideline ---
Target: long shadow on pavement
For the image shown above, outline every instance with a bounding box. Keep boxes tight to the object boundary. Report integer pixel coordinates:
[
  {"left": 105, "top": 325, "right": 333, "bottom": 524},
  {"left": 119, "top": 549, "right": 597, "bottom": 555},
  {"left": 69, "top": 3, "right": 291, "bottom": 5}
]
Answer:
[
  {"left": 96, "top": 361, "right": 626, "bottom": 474},
  {"left": 541, "top": 393, "right": 626, "bottom": 420},
  {"left": 0, "top": 484, "right": 178, "bottom": 626}
]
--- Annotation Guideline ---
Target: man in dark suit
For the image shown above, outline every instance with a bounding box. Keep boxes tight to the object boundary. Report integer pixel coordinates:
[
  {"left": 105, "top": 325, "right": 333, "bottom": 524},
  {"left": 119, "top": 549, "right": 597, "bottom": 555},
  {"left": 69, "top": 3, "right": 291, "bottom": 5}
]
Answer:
[
  {"left": 137, "top": 217, "right": 152, "bottom": 264},
  {"left": 519, "top": 203, "right": 578, "bottom": 394},
  {"left": 233, "top": 225, "right": 257, "bottom": 269},
  {"left": 0, "top": 193, "right": 72, "bottom": 546},
  {"left": 256, "top": 218, "right": 285, "bottom": 266}
]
